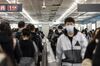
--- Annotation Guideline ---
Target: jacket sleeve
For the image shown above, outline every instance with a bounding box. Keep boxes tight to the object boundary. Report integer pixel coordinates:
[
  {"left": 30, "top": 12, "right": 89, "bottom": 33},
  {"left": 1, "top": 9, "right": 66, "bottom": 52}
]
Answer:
[
  {"left": 56, "top": 37, "right": 63, "bottom": 66},
  {"left": 80, "top": 34, "right": 88, "bottom": 59},
  {"left": 33, "top": 41, "right": 38, "bottom": 64}
]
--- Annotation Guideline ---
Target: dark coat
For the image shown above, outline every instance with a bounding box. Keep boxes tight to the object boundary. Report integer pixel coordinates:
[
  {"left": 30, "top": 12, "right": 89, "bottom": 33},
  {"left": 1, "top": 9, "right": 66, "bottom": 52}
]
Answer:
[{"left": 93, "top": 39, "right": 100, "bottom": 66}]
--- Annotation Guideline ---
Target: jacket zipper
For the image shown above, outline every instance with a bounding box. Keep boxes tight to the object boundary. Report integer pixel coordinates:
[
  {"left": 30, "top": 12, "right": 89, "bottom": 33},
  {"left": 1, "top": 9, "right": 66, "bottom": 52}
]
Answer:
[{"left": 71, "top": 40, "right": 73, "bottom": 66}]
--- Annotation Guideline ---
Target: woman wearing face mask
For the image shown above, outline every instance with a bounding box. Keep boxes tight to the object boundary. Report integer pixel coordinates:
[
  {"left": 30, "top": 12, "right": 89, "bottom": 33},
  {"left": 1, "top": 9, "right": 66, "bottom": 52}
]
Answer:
[{"left": 56, "top": 17, "right": 88, "bottom": 66}]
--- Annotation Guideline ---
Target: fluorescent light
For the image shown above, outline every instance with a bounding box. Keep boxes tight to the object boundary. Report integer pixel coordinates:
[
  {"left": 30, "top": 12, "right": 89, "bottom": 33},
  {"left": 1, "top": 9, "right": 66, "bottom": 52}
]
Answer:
[
  {"left": 56, "top": 0, "right": 83, "bottom": 23},
  {"left": 75, "top": 0, "right": 81, "bottom": 3},
  {"left": 22, "top": 9, "right": 39, "bottom": 24},
  {"left": 56, "top": 2, "right": 77, "bottom": 22},
  {"left": 42, "top": 0, "right": 46, "bottom": 9},
  {"left": 6, "top": 0, "right": 11, "bottom": 3},
  {"left": 6, "top": 0, "right": 39, "bottom": 24},
  {"left": 6, "top": 0, "right": 16, "bottom": 3}
]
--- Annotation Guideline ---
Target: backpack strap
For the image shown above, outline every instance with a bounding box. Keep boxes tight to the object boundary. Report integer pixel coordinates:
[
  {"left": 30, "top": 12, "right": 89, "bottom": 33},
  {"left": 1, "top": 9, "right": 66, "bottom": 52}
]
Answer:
[
  {"left": 14, "top": 39, "right": 23, "bottom": 57},
  {"left": 32, "top": 41, "right": 38, "bottom": 63}
]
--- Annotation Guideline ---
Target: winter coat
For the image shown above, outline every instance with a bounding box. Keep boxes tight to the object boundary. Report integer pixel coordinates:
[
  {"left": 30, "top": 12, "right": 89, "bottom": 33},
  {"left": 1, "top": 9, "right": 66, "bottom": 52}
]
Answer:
[{"left": 56, "top": 28, "right": 88, "bottom": 66}]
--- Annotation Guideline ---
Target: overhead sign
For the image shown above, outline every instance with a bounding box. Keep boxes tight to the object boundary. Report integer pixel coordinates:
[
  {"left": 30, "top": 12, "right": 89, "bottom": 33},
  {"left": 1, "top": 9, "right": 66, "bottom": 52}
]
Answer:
[
  {"left": 0, "top": 4, "right": 22, "bottom": 12},
  {"left": 78, "top": 4, "right": 100, "bottom": 12}
]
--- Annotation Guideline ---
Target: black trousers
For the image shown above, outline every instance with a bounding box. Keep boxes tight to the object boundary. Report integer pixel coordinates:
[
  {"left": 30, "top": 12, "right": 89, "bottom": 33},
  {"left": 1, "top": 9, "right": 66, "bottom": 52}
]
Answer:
[
  {"left": 51, "top": 44, "right": 56, "bottom": 57},
  {"left": 37, "top": 55, "right": 42, "bottom": 66}
]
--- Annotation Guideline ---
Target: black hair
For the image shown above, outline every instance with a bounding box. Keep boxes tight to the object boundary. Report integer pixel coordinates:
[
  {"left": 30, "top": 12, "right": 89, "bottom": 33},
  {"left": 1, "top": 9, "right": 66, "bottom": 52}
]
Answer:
[
  {"left": 91, "top": 28, "right": 100, "bottom": 42},
  {"left": 53, "top": 27, "right": 56, "bottom": 29},
  {"left": 48, "top": 29, "right": 53, "bottom": 34},
  {"left": 95, "top": 28, "right": 100, "bottom": 39},
  {"left": 0, "top": 20, "right": 12, "bottom": 36},
  {"left": 64, "top": 17, "right": 75, "bottom": 24},
  {"left": 35, "top": 28, "right": 39, "bottom": 32},
  {"left": 26, "top": 24, "right": 35, "bottom": 32},
  {"left": 22, "top": 28, "right": 30, "bottom": 37},
  {"left": 26, "top": 24, "right": 32, "bottom": 30},
  {"left": 0, "top": 20, "right": 13, "bottom": 46},
  {"left": 18, "top": 21, "right": 25, "bottom": 28},
  {"left": 58, "top": 25, "right": 63, "bottom": 29},
  {"left": 30, "top": 24, "right": 35, "bottom": 31}
]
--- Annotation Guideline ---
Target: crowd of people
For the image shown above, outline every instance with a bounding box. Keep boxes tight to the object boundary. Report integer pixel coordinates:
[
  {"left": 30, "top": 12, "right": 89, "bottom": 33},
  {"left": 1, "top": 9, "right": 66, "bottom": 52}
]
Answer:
[
  {"left": 0, "top": 17, "right": 100, "bottom": 66},
  {"left": 0, "top": 20, "right": 44, "bottom": 66}
]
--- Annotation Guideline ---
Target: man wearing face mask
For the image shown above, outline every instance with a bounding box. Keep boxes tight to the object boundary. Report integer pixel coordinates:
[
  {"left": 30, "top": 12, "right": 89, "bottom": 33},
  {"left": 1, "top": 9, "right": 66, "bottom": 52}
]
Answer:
[{"left": 56, "top": 17, "right": 88, "bottom": 66}]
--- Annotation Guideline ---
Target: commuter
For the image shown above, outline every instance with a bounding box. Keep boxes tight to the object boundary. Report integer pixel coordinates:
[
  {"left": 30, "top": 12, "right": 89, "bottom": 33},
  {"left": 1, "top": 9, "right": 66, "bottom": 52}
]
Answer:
[
  {"left": 16, "top": 21, "right": 25, "bottom": 39},
  {"left": 82, "top": 28, "right": 100, "bottom": 66},
  {"left": 39, "top": 31, "right": 45, "bottom": 39},
  {"left": 52, "top": 27, "right": 56, "bottom": 33},
  {"left": 47, "top": 29, "right": 54, "bottom": 42},
  {"left": 35, "top": 28, "right": 45, "bottom": 39},
  {"left": 27, "top": 24, "right": 43, "bottom": 66},
  {"left": 56, "top": 17, "right": 88, "bottom": 66},
  {"left": 51, "top": 25, "right": 63, "bottom": 57},
  {"left": 81, "top": 29, "right": 93, "bottom": 41},
  {"left": 92, "top": 28, "right": 100, "bottom": 66},
  {"left": 81, "top": 29, "right": 87, "bottom": 37},
  {"left": 88, "top": 31, "right": 94, "bottom": 42},
  {"left": 84, "top": 28, "right": 88, "bottom": 37},
  {"left": 0, "top": 20, "right": 17, "bottom": 66},
  {"left": 15, "top": 28, "right": 37, "bottom": 66}
]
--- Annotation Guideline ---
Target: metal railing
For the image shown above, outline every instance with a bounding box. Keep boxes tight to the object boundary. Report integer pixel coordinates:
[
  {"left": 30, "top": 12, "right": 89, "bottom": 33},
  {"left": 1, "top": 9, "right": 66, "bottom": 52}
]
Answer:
[{"left": 42, "top": 38, "right": 48, "bottom": 66}]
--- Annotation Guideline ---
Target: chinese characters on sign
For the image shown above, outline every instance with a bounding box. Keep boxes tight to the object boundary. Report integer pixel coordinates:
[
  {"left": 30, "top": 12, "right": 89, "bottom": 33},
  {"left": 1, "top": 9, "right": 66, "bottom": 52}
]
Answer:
[
  {"left": 0, "top": 5, "right": 6, "bottom": 11},
  {"left": 0, "top": 4, "right": 22, "bottom": 12}
]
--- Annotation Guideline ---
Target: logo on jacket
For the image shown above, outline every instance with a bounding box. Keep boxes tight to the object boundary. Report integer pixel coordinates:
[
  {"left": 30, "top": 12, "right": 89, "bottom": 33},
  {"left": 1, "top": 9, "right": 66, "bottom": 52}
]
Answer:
[{"left": 75, "top": 41, "right": 80, "bottom": 46}]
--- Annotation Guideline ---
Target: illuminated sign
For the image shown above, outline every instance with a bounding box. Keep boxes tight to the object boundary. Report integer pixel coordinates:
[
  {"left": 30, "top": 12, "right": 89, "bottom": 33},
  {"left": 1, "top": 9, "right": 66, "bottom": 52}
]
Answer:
[
  {"left": 78, "top": 4, "right": 100, "bottom": 12},
  {"left": 0, "top": 4, "right": 22, "bottom": 12}
]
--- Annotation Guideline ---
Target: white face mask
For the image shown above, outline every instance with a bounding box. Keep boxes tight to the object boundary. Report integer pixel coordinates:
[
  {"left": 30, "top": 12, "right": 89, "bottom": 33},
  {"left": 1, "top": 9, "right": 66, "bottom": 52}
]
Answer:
[
  {"left": 95, "top": 39, "right": 99, "bottom": 43},
  {"left": 66, "top": 25, "right": 74, "bottom": 33}
]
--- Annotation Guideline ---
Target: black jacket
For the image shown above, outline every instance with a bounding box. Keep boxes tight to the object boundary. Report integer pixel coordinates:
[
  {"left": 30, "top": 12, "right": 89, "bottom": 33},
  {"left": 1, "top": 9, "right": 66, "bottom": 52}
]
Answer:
[
  {"left": 84, "top": 40, "right": 96, "bottom": 60},
  {"left": 14, "top": 39, "right": 36, "bottom": 63},
  {"left": 31, "top": 32, "right": 43, "bottom": 53},
  {"left": 51, "top": 31, "right": 63, "bottom": 46},
  {"left": 93, "top": 39, "right": 100, "bottom": 66},
  {"left": 0, "top": 32, "right": 16, "bottom": 66},
  {"left": 19, "top": 40, "right": 35, "bottom": 57}
]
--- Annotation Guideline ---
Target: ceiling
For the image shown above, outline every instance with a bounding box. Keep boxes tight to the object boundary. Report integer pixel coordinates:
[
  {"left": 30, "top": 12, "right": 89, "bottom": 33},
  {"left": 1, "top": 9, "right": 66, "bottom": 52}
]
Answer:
[
  {"left": 0, "top": 0, "right": 100, "bottom": 24},
  {"left": 69, "top": 0, "right": 100, "bottom": 23},
  {"left": 18, "top": 0, "right": 74, "bottom": 22}
]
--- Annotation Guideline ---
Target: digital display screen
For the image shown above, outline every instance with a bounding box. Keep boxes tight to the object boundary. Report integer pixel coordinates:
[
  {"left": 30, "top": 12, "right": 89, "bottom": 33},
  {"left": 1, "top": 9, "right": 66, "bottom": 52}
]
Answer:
[
  {"left": 0, "top": 5, "right": 6, "bottom": 11},
  {"left": 0, "top": 4, "right": 22, "bottom": 12},
  {"left": 78, "top": 4, "right": 100, "bottom": 12}
]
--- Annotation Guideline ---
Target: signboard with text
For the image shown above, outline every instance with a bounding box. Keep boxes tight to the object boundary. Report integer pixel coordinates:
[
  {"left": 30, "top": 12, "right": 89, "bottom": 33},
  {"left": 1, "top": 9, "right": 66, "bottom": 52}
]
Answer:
[{"left": 0, "top": 4, "right": 22, "bottom": 12}]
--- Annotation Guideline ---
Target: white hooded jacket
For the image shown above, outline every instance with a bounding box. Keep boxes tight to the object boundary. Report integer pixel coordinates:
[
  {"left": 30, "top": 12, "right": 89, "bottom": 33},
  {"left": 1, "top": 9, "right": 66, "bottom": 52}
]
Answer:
[{"left": 56, "top": 29, "right": 88, "bottom": 66}]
